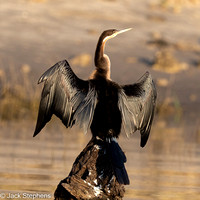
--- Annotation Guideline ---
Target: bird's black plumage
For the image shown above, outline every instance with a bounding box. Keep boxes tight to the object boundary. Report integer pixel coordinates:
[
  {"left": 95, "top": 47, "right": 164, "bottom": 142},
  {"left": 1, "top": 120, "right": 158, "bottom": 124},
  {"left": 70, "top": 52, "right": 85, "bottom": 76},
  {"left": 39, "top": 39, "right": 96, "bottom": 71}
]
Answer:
[{"left": 34, "top": 29, "right": 157, "bottom": 185}]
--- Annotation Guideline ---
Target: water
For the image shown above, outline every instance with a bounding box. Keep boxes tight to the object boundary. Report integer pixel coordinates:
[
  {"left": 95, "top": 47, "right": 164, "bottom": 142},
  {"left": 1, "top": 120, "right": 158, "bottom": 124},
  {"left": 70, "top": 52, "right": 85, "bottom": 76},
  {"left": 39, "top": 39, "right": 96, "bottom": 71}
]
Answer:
[{"left": 0, "top": 119, "right": 199, "bottom": 200}]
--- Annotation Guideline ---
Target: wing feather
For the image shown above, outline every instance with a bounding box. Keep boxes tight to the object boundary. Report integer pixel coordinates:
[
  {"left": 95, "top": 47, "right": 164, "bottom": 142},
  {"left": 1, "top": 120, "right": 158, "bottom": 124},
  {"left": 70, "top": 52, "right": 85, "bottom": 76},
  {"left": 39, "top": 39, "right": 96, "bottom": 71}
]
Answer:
[
  {"left": 118, "top": 72, "right": 157, "bottom": 147},
  {"left": 33, "top": 60, "right": 97, "bottom": 137}
]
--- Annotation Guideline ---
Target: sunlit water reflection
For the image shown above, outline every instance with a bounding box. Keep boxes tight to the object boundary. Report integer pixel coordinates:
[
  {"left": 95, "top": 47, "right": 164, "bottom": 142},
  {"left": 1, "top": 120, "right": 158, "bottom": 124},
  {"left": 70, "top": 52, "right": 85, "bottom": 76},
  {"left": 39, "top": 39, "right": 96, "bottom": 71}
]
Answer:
[{"left": 0, "top": 119, "right": 199, "bottom": 200}]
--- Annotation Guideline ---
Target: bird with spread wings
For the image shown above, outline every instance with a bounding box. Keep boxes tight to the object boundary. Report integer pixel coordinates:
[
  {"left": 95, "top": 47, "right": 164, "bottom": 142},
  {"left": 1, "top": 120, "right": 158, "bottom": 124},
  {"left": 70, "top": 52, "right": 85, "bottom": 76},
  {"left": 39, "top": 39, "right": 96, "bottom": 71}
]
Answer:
[{"left": 34, "top": 29, "right": 157, "bottom": 185}]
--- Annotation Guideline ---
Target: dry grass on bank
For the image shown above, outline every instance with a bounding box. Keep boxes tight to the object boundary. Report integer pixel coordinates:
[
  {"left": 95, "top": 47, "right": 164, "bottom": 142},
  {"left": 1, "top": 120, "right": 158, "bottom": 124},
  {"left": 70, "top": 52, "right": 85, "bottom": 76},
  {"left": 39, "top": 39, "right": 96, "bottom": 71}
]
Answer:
[
  {"left": 147, "top": 33, "right": 200, "bottom": 73},
  {"left": 0, "top": 65, "right": 39, "bottom": 121},
  {"left": 158, "top": 0, "right": 200, "bottom": 12},
  {"left": 152, "top": 49, "right": 188, "bottom": 73}
]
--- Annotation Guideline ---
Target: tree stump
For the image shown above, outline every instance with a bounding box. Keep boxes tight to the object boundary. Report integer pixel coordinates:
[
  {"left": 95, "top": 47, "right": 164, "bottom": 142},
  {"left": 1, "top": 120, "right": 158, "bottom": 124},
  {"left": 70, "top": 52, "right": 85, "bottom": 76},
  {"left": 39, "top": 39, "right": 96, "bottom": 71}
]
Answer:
[{"left": 54, "top": 137, "right": 125, "bottom": 200}]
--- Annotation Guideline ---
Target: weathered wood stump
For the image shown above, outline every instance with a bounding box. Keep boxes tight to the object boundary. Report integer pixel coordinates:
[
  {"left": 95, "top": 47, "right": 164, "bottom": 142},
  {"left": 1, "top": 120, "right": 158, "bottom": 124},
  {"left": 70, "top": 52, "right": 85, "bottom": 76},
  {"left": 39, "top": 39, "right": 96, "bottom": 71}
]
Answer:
[{"left": 54, "top": 137, "right": 125, "bottom": 200}]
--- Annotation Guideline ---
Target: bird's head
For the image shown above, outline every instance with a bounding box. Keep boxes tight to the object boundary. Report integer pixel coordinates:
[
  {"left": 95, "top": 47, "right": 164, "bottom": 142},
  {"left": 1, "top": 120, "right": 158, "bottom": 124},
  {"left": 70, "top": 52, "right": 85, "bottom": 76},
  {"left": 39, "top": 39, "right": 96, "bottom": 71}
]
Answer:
[
  {"left": 102, "top": 28, "right": 132, "bottom": 43},
  {"left": 94, "top": 28, "right": 132, "bottom": 78}
]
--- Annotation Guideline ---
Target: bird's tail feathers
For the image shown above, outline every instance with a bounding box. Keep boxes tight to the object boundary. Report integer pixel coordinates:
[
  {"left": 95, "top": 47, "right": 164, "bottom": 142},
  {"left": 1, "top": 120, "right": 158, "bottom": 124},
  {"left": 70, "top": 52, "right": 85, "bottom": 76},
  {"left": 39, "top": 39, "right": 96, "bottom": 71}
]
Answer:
[{"left": 107, "top": 138, "right": 130, "bottom": 185}]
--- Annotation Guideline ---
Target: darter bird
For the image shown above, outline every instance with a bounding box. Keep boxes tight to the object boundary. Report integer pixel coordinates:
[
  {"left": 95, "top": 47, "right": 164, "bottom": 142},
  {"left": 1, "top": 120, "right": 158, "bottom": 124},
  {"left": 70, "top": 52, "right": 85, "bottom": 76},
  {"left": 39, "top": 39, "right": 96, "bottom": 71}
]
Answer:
[{"left": 33, "top": 28, "right": 157, "bottom": 185}]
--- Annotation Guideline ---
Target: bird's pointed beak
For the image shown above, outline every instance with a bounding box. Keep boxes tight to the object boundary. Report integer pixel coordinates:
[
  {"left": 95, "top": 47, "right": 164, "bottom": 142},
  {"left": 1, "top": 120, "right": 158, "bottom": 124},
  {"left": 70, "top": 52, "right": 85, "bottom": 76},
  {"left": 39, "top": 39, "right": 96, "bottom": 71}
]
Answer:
[
  {"left": 103, "top": 28, "right": 132, "bottom": 43},
  {"left": 115, "top": 28, "right": 132, "bottom": 36}
]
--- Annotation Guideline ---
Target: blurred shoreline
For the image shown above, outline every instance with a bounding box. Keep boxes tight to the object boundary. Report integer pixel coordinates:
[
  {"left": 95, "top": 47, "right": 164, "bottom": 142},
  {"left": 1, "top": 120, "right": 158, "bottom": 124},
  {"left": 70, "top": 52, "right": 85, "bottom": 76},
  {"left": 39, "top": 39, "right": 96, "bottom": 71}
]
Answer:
[{"left": 0, "top": 0, "right": 200, "bottom": 125}]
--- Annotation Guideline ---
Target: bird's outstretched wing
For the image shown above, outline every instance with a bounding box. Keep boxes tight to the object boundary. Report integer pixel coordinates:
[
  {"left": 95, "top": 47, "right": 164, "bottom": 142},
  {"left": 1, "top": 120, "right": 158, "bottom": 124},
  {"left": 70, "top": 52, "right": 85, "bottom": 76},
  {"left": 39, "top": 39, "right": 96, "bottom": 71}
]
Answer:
[
  {"left": 118, "top": 72, "right": 157, "bottom": 147},
  {"left": 33, "top": 60, "right": 97, "bottom": 137}
]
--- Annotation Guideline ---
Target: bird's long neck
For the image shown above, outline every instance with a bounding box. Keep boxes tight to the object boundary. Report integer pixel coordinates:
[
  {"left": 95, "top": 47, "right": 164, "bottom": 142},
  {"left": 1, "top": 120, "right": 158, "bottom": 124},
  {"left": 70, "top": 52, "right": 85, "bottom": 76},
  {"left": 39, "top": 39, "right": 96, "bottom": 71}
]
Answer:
[{"left": 93, "top": 36, "right": 111, "bottom": 79}]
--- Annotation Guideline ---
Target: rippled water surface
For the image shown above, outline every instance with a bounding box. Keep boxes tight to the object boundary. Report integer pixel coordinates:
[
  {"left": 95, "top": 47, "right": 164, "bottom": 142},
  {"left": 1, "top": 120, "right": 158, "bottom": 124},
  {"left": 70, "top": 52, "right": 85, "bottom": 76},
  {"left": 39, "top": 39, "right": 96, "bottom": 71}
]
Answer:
[{"left": 0, "top": 119, "right": 199, "bottom": 200}]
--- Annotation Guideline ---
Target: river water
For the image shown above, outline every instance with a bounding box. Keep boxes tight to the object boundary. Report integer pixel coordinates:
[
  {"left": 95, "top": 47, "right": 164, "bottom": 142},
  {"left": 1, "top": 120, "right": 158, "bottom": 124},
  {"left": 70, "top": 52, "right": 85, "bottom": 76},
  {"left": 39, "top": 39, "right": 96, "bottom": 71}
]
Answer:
[{"left": 0, "top": 118, "right": 199, "bottom": 200}]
